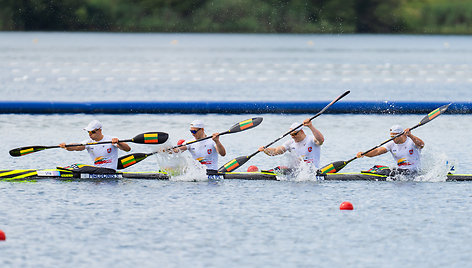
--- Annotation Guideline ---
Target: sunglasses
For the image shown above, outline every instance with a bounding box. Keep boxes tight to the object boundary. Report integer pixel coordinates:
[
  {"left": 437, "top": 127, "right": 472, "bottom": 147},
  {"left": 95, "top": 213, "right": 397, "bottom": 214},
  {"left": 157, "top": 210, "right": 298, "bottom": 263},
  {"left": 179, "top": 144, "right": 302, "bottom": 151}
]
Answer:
[
  {"left": 88, "top": 129, "right": 98, "bottom": 134},
  {"left": 190, "top": 129, "right": 201, "bottom": 134},
  {"left": 290, "top": 130, "right": 300, "bottom": 137}
]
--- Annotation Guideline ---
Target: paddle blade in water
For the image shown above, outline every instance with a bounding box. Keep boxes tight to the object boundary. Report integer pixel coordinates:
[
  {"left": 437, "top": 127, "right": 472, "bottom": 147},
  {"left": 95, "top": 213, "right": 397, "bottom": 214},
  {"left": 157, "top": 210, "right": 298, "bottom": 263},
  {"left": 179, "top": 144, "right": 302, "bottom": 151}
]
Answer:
[
  {"left": 318, "top": 161, "right": 348, "bottom": 175},
  {"left": 228, "top": 117, "right": 263, "bottom": 133},
  {"left": 218, "top": 156, "right": 250, "bottom": 173},
  {"left": 9, "top": 146, "right": 49, "bottom": 157},
  {"left": 117, "top": 153, "right": 151, "bottom": 169},
  {"left": 132, "top": 132, "right": 169, "bottom": 144}
]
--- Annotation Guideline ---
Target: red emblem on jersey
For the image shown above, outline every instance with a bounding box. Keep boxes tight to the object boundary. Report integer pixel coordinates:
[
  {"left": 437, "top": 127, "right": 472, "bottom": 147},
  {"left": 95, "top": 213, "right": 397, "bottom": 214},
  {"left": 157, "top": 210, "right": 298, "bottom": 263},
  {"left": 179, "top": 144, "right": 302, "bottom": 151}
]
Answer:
[
  {"left": 308, "top": 147, "right": 312, "bottom": 152},
  {"left": 409, "top": 149, "right": 413, "bottom": 155},
  {"left": 107, "top": 148, "right": 112, "bottom": 153},
  {"left": 207, "top": 149, "right": 212, "bottom": 154}
]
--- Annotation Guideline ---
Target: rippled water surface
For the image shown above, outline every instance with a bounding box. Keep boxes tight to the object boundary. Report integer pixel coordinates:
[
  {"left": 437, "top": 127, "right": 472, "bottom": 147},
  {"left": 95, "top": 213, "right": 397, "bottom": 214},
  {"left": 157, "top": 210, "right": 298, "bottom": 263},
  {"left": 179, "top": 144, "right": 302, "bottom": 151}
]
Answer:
[{"left": 1, "top": 33, "right": 472, "bottom": 267}]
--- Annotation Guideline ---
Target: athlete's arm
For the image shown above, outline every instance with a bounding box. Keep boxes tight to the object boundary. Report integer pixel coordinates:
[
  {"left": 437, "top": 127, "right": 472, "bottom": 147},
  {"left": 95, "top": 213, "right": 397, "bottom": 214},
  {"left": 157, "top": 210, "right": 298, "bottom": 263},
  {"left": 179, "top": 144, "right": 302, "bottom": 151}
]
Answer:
[
  {"left": 405, "top": 128, "right": 425, "bottom": 149},
  {"left": 212, "top": 133, "right": 226, "bottom": 156},
  {"left": 112, "top": 138, "right": 131, "bottom": 152},
  {"left": 303, "top": 118, "right": 324, "bottom": 145},
  {"left": 357, "top": 147, "right": 388, "bottom": 158},
  {"left": 173, "top": 145, "right": 188, "bottom": 153},
  {"left": 59, "top": 143, "right": 85, "bottom": 151},
  {"left": 258, "top": 145, "right": 286, "bottom": 156}
]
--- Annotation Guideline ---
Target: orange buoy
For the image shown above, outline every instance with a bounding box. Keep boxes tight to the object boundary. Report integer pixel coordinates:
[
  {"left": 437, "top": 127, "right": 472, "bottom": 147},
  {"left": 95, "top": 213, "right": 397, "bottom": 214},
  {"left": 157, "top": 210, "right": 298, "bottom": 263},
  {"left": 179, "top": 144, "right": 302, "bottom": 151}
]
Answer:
[
  {"left": 0, "top": 230, "right": 5, "bottom": 241},
  {"left": 247, "top": 165, "right": 259, "bottom": 172},
  {"left": 340, "top": 201, "right": 354, "bottom": 210}
]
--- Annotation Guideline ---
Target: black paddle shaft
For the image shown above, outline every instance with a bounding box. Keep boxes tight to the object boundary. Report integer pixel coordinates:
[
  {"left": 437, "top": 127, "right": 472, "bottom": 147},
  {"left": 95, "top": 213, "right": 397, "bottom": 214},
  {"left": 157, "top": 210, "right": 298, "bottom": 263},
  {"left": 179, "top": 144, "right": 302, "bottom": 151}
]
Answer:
[
  {"left": 117, "top": 117, "right": 263, "bottom": 169},
  {"left": 218, "top": 90, "right": 350, "bottom": 172},
  {"left": 359, "top": 103, "right": 451, "bottom": 158},
  {"left": 9, "top": 132, "right": 168, "bottom": 157},
  {"left": 250, "top": 91, "right": 351, "bottom": 160},
  {"left": 318, "top": 103, "right": 451, "bottom": 174}
]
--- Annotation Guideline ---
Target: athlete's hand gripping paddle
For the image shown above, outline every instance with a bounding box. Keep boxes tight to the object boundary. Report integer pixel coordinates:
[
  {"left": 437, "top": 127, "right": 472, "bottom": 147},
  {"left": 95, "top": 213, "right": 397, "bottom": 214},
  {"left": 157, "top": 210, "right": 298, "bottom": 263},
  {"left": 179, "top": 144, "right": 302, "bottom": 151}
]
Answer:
[
  {"left": 318, "top": 103, "right": 451, "bottom": 174},
  {"left": 9, "top": 132, "right": 169, "bottom": 157},
  {"left": 218, "top": 90, "right": 351, "bottom": 173},
  {"left": 117, "top": 117, "right": 263, "bottom": 169}
]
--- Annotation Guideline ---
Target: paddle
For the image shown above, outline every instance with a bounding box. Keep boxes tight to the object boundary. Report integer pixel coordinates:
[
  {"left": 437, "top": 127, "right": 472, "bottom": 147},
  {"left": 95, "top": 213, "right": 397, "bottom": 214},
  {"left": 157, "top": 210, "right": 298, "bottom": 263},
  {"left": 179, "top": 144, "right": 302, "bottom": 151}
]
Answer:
[
  {"left": 218, "top": 90, "right": 351, "bottom": 173},
  {"left": 117, "top": 117, "right": 263, "bottom": 169},
  {"left": 318, "top": 103, "right": 451, "bottom": 174},
  {"left": 9, "top": 132, "right": 169, "bottom": 157}
]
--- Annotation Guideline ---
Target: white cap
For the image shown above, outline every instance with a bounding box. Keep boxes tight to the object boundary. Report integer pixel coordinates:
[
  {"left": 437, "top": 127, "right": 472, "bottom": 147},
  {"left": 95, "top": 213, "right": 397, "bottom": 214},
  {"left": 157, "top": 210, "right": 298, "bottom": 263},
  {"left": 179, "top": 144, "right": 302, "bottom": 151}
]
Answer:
[
  {"left": 190, "top": 119, "right": 205, "bottom": 129},
  {"left": 84, "top": 120, "right": 102, "bottom": 131},
  {"left": 289, "top": 122, "right": 302, "bottom": 131},
  {"left": 389, "top": 124, "right": 403, "bottom": 134}
]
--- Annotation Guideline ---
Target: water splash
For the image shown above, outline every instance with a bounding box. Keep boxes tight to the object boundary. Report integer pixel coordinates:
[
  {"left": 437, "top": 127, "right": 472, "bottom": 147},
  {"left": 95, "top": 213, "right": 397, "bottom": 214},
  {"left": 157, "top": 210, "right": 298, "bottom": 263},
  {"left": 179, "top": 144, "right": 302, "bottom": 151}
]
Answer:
[
  {"left": 271, "top": 152, "right": 319, "bottom": 182},
  {"left": 415, "top": 151, "right": 455, "bottom": 182},
  {"left": 150, "top": 140, "right": 208, "bottom": 182}
]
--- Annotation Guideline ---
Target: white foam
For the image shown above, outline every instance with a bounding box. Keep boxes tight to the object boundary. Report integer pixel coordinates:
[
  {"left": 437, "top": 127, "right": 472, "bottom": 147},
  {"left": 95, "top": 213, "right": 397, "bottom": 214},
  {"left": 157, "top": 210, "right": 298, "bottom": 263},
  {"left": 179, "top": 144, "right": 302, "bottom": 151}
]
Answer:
[
  {"left": 415, "top": 152, "right": 452, "bottom": 182},
  {"left": 150, "top": 141, "right": 208, "bottom": 182}
]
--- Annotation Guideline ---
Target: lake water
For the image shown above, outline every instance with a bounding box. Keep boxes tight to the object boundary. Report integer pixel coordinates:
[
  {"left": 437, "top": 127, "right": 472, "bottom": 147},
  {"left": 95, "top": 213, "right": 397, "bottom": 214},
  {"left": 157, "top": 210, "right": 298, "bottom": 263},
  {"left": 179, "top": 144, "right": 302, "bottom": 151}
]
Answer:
[{"left": 1, "top": 33, "right": 472, "bottom": 267}]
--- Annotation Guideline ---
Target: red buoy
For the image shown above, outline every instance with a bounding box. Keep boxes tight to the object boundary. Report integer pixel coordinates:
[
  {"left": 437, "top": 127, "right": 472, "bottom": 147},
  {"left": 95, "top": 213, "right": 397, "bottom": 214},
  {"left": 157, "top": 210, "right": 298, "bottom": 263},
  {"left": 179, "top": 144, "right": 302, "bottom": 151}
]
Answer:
[
  {"left": 177, "top": 139, "right": 185, "bottom": 146},
  {"left": 0, "top": 230, "right": 5, "bottom": 241},
  {"left": 247, "top": 165, "right": 259, "bottom": 172},
  {"left": 340, "top": 201, "right": 354, "bottom": 210}
]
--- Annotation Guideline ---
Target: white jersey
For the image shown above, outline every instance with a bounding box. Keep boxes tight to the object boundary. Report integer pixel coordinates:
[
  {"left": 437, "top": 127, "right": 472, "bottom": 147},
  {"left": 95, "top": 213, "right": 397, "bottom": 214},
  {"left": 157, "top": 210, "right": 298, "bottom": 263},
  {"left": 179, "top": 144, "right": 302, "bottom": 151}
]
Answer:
[
  {"left": 82, "top": 135, "right": 119, "bottom": 170},
  {"left": 282, "top": 135, "right": 321, "bottom": 168},
  {"left": 382, "top": 137, "right": 422, "bottom": 171},
  {"left": 186, "top": 138, "right": 219, "bottom": 170}
]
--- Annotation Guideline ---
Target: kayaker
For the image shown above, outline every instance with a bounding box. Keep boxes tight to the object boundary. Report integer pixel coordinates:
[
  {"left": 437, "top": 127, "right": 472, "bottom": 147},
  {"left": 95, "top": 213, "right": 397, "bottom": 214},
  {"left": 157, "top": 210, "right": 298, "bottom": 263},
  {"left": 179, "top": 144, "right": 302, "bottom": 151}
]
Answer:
[
  {"left": 59, "top": 120, "right": 131, "bottom": 170},
  {"left": 258, "top": 118, "right": 324, "bottom": 169},
  {"left": 356, "top": 125, "right": 424, "bottom": 174},
  {"left": 175, "top": 120, "right": 226, "bottom": 171}
]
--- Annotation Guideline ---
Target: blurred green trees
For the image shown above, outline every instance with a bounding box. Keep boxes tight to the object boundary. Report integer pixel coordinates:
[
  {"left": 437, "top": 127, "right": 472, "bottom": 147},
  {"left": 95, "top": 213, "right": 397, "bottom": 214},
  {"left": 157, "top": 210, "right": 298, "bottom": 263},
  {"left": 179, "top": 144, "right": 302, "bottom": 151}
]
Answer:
[{"left": 0, "top": 0, "right": 470, "bottom": 33}]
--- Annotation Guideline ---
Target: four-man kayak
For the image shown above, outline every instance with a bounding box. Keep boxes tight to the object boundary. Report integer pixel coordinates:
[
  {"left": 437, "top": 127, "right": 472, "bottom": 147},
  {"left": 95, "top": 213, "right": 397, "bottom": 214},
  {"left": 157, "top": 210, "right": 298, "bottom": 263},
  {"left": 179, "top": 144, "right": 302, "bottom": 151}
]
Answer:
[{"left": 0, "top": 168, "right": 469, "bottom": 182}]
